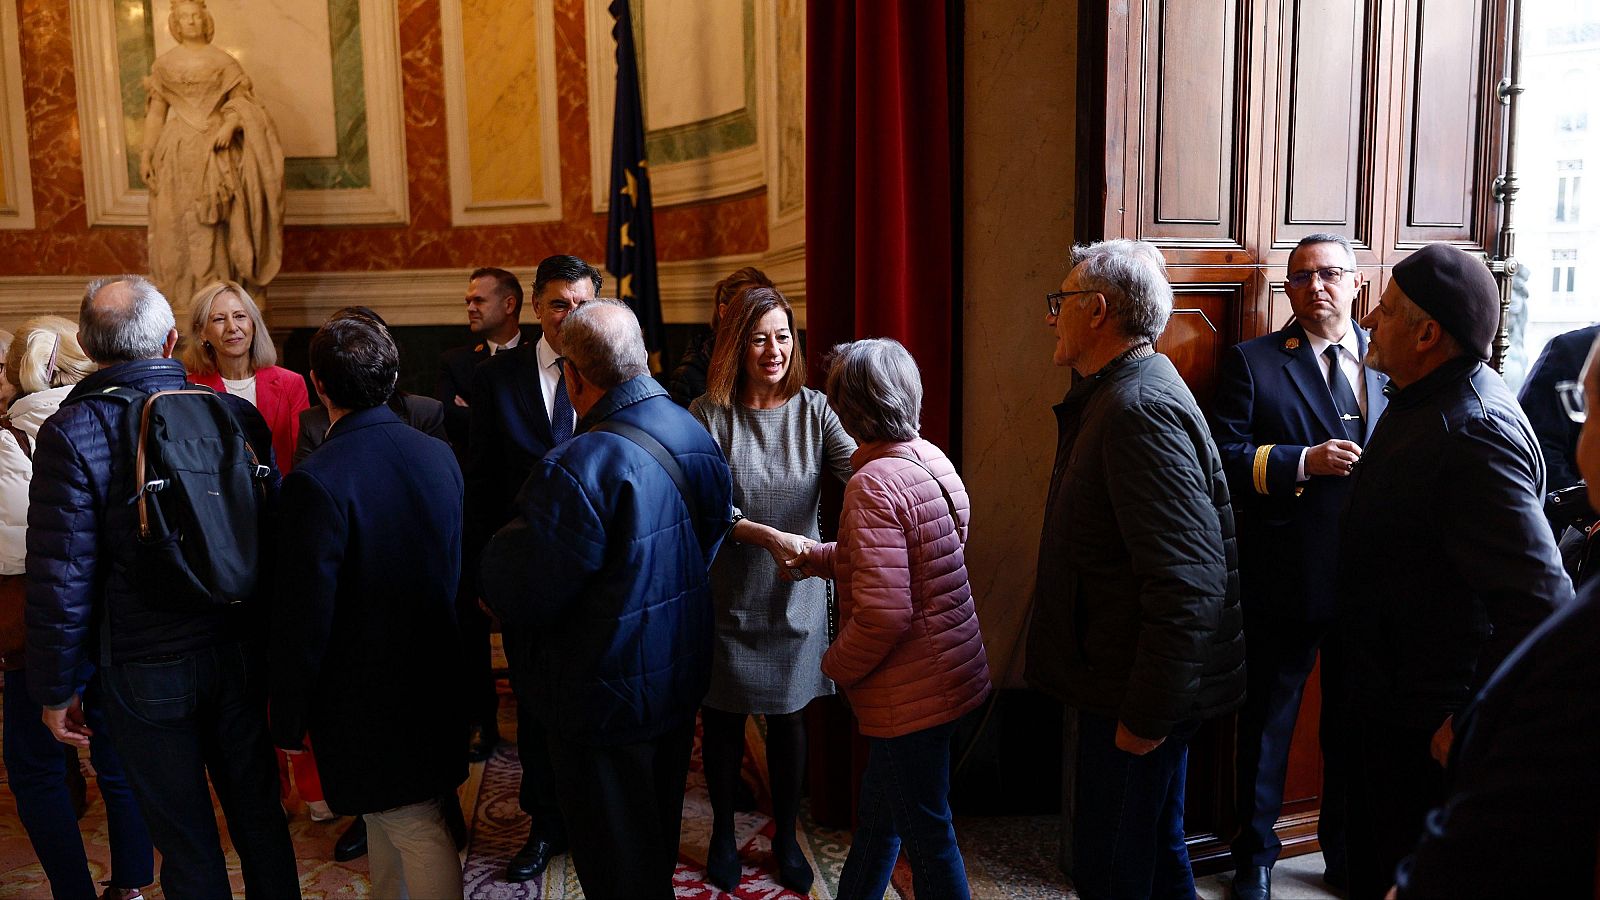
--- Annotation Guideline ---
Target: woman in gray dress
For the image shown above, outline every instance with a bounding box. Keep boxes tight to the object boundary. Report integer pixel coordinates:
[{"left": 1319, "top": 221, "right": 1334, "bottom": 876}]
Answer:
[{"left": 690, "top": 284, "right": 855, "bottom": 893}]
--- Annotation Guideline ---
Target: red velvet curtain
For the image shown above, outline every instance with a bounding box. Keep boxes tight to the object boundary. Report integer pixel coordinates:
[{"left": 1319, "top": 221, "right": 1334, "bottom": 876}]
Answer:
[{"left": 806, "top": 0, "right": 961, "bottom": 453}]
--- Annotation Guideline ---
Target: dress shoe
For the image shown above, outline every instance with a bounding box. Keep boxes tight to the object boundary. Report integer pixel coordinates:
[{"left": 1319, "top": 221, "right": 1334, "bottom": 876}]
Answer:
[
  {"left": 466, "top": 724, "right": 500, "bottom": 762},
  {"left": 704, "top": 833, "right": 741, "bottom": 892},
  {"left": 333, "top": 816, "right": 368, "bottom": 862},
  {"left": 773, "top": 835, "right": 813, "bottom": 894},
  {"left": 306, "top": 799, "right": 337, "bottom": 822},
  {"left": 506, "top": 834, "right": 564, "bottom": 881},
  {"left": 1229, "top": 865, "right": 1271, "bottom": 900}
]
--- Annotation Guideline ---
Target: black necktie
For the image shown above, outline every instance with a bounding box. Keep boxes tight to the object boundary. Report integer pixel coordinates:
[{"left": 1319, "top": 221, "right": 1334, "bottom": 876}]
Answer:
[
  {"left": 551, "top": 359, "right": 574, "bottom": 444},
  {"left": 1324, "top": 344, "right": 1363, "bottom": 442}
]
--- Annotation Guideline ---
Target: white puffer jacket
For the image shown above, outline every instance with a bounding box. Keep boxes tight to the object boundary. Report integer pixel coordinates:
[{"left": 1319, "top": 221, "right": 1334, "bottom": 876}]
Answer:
[{"left": 0, "top": 385, "right": 72, "bottom": 575}]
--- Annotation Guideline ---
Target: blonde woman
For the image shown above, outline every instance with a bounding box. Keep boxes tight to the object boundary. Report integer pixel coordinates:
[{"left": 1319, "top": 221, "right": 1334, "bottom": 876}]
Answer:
[
  {"left": 183, "top": 280, "right": 309, "bottom": 474},
  {"left": 0, "top": 317, "right": 153, "bottom": 899}
]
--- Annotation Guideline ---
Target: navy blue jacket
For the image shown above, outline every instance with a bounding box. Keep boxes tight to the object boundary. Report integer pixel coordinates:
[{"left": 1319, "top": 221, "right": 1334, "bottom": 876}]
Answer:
[
  {"left": 24, "top": 358, "right": 275, "bottom": 707},
  {"left": 466, "top": 334, "right": 553, "bottom": 560},
  {"left": 1340, "top": 357, "right": 1572, "bottom": 727},
  {"left": 269, "top": 404, "right": 466, "bottom": 814},
  {"left": 1395, "top": 536, "right": 1600, "bottom": 898},
  {"left": 1208, "top": 320, "right": 1388, "bottom": 624},
  {"left": 480, "top": 375, "right": 732, "bottom": 746},
  {"left": 1518, "top": 323, "right": 1598, "bottom": 531}
]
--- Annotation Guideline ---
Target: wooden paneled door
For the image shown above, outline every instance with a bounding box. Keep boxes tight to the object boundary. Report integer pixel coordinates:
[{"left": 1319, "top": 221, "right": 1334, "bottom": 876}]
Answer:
[{"left": 1074, "top": 0, "right": 1514, "bottom": 873}]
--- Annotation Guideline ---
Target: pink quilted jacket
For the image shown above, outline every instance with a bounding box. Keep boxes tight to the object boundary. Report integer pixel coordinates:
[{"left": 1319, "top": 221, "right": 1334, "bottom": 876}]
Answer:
[{"left": 808, "top": 438, "right": 991, "bottom": 738}]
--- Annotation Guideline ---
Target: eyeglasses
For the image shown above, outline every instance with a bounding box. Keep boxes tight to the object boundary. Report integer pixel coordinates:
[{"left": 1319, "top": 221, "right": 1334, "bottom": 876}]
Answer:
[
  {"left": 1046, "top": 289, "right": 1099, "bottom": 317},
  {"left": 1285, "top": 266, "right": 1353, "bottom": 288},
  {"left": 1556, "top": 380, "right": 1587, "bottom": 423}
]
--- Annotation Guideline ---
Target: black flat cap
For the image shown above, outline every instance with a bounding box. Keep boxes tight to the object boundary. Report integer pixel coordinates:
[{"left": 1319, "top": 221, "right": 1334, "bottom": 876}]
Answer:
[{"left": 1391, "top": 243, "right": 1500, "bottom": 360}]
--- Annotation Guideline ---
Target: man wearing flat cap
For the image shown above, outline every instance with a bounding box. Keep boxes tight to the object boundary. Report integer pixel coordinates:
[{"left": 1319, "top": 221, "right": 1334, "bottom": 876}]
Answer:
[{"left": 1339, "top": 242, "right": 1574, "bottom": 899}]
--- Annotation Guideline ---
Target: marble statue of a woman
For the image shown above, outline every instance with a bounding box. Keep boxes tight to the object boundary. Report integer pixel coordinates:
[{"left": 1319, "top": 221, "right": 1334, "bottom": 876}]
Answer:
[{"left": 141, "top": 0, "right": 284, "bottom": 317}]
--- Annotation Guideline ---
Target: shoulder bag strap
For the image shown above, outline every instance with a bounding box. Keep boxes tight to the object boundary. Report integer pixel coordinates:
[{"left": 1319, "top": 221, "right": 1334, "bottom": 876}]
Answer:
[
  {"left": 590, "top": 419, "right": 699, "bottom": 524},
  {"left": 0, "top": 416, "right": 31, "bottom": 461}
]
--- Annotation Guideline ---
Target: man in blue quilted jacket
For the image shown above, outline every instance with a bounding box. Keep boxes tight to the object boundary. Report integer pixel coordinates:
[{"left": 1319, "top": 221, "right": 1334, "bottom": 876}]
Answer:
[
  {"left": 481, "top": 299, "right": 732, "bottom": 900},
  {"left": 26, "top": 275, "right": 299, "bottom": 899}
]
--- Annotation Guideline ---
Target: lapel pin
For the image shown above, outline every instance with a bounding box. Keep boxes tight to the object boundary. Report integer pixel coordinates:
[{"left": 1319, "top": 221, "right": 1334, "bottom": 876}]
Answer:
[{"left": 1284, "top": 337, "right": 1300, "bottom": 350}]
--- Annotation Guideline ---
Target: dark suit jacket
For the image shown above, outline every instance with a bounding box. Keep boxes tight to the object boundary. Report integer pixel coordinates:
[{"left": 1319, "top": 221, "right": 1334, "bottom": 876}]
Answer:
[
  {"left": 269, "top": 404, "right": 466, "bottom": 814},
  {"left": 435, "top": 326, "right": 536, "bottom": 464},
  {"left": 1519, "top": 324, "right": 1598, "bottom": 529},
  {"left": 1395, "top": 541, "right": 1600, "bottom": 898},
  {"left": 1208, "top": 319, "right": 1388, "bottom": 624},
  {"left": 466, "top": 334, "right": 555, "bottom": 561},
  {"left": 292, "top": 393, "right": 448, "bottom": 468}
]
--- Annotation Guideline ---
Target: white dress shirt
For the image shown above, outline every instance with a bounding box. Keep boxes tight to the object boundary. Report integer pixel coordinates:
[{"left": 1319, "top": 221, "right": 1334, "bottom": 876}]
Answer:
[
  {"left": 535, "top": 334, "right": 577, "bottom": 434},
  {"left": 1297, "top": 328, "right": 1368, "bottom": 481}
]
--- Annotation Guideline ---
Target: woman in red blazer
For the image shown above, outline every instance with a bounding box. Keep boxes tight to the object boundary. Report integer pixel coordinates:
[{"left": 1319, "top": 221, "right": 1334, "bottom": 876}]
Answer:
[
  {"left": 182, "top": 280, "right": 327, "bottom": 820},
  {"left": 183, "top": 281, "right": 310, "bottom": 474}
]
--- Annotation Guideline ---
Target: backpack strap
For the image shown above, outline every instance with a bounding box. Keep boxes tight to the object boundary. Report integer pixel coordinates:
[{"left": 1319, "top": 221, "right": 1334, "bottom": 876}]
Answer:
[
  {"left": 0, "top": 416, "right": 31, "bottom": 461},
  {"left": 882, "top": 447, "right": 963, "bottom": 539},
  {"left": 589, "top": 419, "right": 699, "bottom": 524}
]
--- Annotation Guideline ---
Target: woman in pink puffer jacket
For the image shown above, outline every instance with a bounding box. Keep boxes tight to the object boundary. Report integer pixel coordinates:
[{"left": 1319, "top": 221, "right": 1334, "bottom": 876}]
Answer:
[{"left": 797, "top": 338, "right": 990, "bottom": 899}]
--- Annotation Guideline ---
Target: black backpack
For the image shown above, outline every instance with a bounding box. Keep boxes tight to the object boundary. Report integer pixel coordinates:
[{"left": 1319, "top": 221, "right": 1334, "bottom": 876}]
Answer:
[{"left": 66, "top": 384, "right": 271, "bottom": 611}]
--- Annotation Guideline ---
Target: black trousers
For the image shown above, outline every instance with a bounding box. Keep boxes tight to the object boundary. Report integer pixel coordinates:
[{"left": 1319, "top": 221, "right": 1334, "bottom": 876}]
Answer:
[
  {"left": 1346, "top": 716, "right": 1447, "bottom": 900},
  {"left": 456, "top": 584, "right": 500, "bottom": 734},
  {"left": 503, "top": 625, "right": 566, "bottom": 842},
  {"left": 545, "top": 719, "right": 696, "bottom": 900},
  {"left": 1230, "top": 618, "right": 1349, "bottom": 873}
]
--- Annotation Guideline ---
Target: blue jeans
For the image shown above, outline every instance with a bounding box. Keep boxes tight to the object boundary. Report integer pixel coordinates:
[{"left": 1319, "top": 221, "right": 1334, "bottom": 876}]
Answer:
[
  {"left": 3, "top": 667, "right": 153, "bottom": 899},
  {"left": 1072, "top": 711, "right": 1199, "bottom": 900},
  {"left": 836, "top": 719, "right": 969, "bottom": 900},
  {"left": 99, "top": 642, "right": 300, "bottom": 899}
]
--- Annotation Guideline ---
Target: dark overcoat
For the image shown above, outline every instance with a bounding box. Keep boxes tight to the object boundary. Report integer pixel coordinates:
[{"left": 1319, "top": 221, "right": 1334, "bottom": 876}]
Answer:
[{"left": 270, "top": 404, "right": 466, "bottom": 814}]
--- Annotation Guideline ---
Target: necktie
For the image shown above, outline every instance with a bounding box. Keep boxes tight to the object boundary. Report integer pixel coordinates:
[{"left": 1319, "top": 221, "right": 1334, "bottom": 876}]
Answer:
[
  {"left": 551, "top": 358, "right": 574, "bottom": 444},
  {"left": 1324, "top": 344, "right": 1363, "bottom": 442}
]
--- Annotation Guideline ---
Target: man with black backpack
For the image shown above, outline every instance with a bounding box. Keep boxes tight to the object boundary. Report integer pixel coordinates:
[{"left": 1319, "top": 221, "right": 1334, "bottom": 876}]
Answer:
[{"left": 26, "top": 275, "right": 300, "bottom": 899}]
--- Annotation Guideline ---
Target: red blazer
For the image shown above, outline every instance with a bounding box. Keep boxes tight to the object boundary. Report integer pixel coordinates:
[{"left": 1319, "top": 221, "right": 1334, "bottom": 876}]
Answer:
[{"left": 189, "top": 365, "right": 310, "bottom": 473}]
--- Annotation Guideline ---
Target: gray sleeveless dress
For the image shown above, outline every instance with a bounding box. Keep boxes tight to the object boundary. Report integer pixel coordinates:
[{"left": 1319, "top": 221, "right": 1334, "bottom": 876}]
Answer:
[{"left": 690, "top": 387, "right": 856, "bottom": 714}]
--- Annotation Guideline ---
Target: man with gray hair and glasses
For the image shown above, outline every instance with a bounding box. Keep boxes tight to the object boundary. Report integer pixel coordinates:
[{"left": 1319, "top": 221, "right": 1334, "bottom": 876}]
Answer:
[
  {"left": 26, "top": 276, "right": 298, "bottom": 898},
  {"left": 480, "top": 299, "right": 731, "bottom": 900},
  {"left": 1028, "top": 238, "right": 1245, "bottom": 900},
  {"left": 1208, "top": 232, "right": 1385, "bottom": 899}
]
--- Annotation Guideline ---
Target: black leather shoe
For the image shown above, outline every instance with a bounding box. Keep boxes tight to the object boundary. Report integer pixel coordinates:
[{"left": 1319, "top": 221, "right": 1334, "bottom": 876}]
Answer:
[
  {"left": 505, "top": 834, "right": 563, "bottom": 881},
  {"left": 466, "top": 724, "right": 500, "bottom": 762},
  {"left": 1229, "top": 865, "right": 1271, "bottom": 900},
  {"left": 333, "top": 816, "right": 368, "bottom": 862}
]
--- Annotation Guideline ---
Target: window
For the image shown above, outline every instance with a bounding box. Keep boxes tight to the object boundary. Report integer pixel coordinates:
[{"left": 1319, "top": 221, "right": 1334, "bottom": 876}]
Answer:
[
  {"left": 1556, "top": 172, "right": 1583, "bottom": 223},
  {"left": 1552, "top": 249, "right": 1579, "bottom": 295},
  {"left": 1559, "top": 71, "right": 1591, "bottom": 133}
]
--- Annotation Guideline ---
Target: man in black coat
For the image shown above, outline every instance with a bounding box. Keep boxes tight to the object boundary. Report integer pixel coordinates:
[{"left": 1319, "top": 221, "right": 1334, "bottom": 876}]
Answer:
[
  {"left": 271, "top": 315, "right": 467, "bottom": 898},
  {"left": 1518, "top": 322, "right": 1599, "bottom": 534},
  {"left": 467, "top": 254, "right": 600, "bottom": 882},
  {"left": 1393, "top": 330, "right": 1600, "bottom": 898},
  {"left": 1208, "top": 233, "right": 1387, "bottom": 898},
  {"left": 435, "top": 267, "right": 535, "bottom": 767},
  {"left": 1340, "top": 242, "right": 1573, "bottom": 900},
  {"left": 1028, "top": 239, "right": 1245, "bottom": 900}
]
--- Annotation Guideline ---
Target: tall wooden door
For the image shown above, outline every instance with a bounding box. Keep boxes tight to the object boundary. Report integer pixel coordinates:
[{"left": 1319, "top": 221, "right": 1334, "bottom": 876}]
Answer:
[{"left": 1075, "top": 0, "right": 1514, "bottom": 871}]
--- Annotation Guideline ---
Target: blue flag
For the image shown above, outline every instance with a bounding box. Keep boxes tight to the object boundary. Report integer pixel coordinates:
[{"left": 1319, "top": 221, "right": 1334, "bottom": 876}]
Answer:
[{"left": 606, "top": 0, "right": 662, "bottom": 353}]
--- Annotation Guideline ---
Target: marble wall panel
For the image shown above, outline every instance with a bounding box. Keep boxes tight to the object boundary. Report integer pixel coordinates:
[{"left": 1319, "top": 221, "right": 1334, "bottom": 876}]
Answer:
[
  {"left": 962, "top": 0, "right": 1078, "bottom": 685},
  {"left": 461, "top": 0, "right": 542, "bottom": 203},
  {"left": 0, "top": 0, "right": 768, "bottom": 303}
]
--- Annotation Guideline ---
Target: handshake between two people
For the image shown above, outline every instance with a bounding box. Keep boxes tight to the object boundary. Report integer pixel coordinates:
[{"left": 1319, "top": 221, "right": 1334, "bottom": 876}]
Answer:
[{"left": 736, "top": 518, "right": 821, "bottom": 582}]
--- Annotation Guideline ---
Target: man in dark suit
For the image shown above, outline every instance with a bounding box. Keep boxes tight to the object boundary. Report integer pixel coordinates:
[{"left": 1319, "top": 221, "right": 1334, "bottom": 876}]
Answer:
[
  {"left": 435, "top": 267, "right": 533, "bottom": 768},
  {"left": 468, "top": 254, "right": 601, "bottom": 882},
  {"left": 1393, "top": 331, "right": 1600, "bottom": 898},
  {"left": 1209, "top": 233, "right": 1387, "bottom": 900},
  {"left": 271, "top": 314, "right": 467, "bottom": 898},
  {"left": 1518, "top": 322, "right": 1599, "bottom": 534}
]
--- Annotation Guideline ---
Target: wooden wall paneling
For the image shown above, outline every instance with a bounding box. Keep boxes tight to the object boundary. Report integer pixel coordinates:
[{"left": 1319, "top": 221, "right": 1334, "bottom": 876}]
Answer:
[
  {"left": 1138, "top": 0, "right": 1243, "bottom": 246},
  {"left": 1267, "top": 0, "right": 1383, "bottom": 267},
  {"left": 1391, "top": 0, "right": 1506, "bottom": 252}
]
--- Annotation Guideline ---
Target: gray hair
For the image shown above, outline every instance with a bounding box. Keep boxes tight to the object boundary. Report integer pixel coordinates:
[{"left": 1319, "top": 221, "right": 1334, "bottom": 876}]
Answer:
[
  {"left": 1067, "top": 239, "right": 1173, "bottom": 341},
  {"left": 824, "top": 338, "right": 923, "bottom": 443},
  {"left": 1291, "top": 232, "right": 1359, "bottom": 270},
  {"left": 561, "top": 299, "right": 648, "bottom": 392},
  {"left": 79, "top": 275, "right": 176, "bottom": 364}
]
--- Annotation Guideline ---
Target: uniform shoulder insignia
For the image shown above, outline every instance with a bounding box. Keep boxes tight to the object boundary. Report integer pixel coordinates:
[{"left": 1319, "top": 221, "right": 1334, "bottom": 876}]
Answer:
[
  {"left": 1283, "top": 337, "right": 1300, "bottom": 351},
  {"left": 474, "top": 342, "right": 486, "bottom": 352}
]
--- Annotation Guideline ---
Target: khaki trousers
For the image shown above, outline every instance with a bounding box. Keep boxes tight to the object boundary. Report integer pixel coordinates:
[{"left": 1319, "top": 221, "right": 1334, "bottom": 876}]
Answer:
[{"left": 365, "top": 799, "right": 463, "bottom": 899}]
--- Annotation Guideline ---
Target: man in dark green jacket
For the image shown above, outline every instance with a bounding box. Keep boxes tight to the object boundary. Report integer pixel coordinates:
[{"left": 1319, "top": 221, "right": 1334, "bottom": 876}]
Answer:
[{"left": 1029, "top": 238, "right": 1245, "bottom": 900}]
